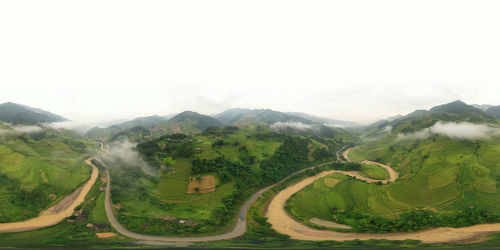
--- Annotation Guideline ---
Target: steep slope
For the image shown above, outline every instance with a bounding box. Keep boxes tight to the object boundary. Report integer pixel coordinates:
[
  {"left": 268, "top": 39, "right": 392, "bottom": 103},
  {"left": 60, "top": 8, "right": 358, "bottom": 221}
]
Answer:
[
  {"left": 85, "top": 115, "right": 168, "bottom": 141},
  {"left": 156, "top": 111, "right": 223, "bottom": 134},
  {"left": 365, "top": 100, "right": 496, "bottom": 137},
  {"left": 324, "top": 100, "right": 500, "bottom": 224},
  {"left": 215, "top": 108, "right": 312, "bottom": 126},
  {"left": 0, "top": 125, "right": 96, "bottom": 222},
  {"left": 285, "top": 112, "right": 359, "bottom": 127},
  {"left": 0, "top": 102, "right": 68, "bottom": 125},
  {"left": 486, "top": 105, "right": 500, "bottom": 119}
]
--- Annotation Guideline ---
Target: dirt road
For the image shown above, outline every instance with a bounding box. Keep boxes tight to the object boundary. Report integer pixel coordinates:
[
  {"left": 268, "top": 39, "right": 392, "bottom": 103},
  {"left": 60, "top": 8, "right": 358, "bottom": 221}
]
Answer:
[
  {"left": 265, "top": 148, "right": 500, "bottom": 243},
  {"left": 0, "top": 158, "right": 99, "bottom": 233},
  {"left": 101, "top": 155, "right": 336, "bottom": 243}
]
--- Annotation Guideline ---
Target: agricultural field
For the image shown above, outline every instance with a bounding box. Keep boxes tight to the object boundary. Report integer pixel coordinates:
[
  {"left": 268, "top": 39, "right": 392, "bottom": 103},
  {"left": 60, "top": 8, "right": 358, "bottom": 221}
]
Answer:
[
  {"left": 287, "top": 174, "right": 351, "bottom": 221},
  {"left": 0, "top": 129, "right": 96, "bottom": 222},
  {"left": 107, "top": 125, "right": 339, "bottom": 235},
  {"left": 358, "top": 164, "right": 389, "bottom": 180},
  {"left": 0, "top": 170, "right": 124, "bottom": 248},
  {"left": 288, "top": 135, "right": 500, "bottom": 228}
]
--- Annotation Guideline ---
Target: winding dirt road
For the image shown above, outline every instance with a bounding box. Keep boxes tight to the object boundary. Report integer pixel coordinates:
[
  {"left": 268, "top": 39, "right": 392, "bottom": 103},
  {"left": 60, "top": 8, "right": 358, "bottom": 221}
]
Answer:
[
  {"left": 0, "top": 158, "right": 99, "bottom": 233},
  {"left": 265, "top": 148, "right": 500, "bottom": 243},
  {"left": 100, "top": 151, "right": 336, "bottom": 243}
]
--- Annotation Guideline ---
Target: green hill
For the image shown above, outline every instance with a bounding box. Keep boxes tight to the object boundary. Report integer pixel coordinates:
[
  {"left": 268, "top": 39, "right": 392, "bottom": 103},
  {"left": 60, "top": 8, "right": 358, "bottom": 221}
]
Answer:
[
  {"left": 0, "top": 102, "right": 68, "bottom": 125},
  {"left": 0, "top": 125, "right": 96, "bottom": 222},
  {"left": 486, "top": 105, "right": 500, "bottom": 119},
  {"left": 215, "top": 108, "right": 312, "bottom": 126},
  {"left": 102, "top": 124, "right": 345, "bottom": 236},
  {"left": 287, "top": 101, "right": 500, "bottom": 232},
  {"left": 85, "top": 115, "right": 168, "bottom": 142}
]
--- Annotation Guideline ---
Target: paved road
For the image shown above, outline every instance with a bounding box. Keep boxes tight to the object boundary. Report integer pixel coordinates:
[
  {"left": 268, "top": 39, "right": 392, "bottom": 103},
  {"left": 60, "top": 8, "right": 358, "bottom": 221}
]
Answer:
[{"left": 100, "top": 143, "right": 335, "bottom": 243}]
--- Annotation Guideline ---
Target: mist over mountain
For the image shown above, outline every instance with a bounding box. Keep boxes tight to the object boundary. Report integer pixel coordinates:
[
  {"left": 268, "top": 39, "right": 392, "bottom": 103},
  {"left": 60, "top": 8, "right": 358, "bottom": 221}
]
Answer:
[{"left": 485, "top": 105, "right": 500, "bottom": 119}]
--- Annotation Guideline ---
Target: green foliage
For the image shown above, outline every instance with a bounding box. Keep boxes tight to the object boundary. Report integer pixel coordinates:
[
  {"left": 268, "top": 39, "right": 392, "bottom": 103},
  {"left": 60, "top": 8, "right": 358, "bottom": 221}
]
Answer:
[
  {"left": 335, "top": 208, "right": 499, "bottom": 233},
  {"left": 261, "top": 136, "right": 310, "bottom": 183}
]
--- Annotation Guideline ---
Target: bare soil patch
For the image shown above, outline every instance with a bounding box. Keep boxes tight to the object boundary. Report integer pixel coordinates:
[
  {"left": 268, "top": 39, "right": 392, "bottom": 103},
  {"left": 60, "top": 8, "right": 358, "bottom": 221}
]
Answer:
[
  {"left": 309, "top": 217, "right": 352, "bottom": 230},
  {"left": 187, "top": 175, "right": 216, "bottom": 194},
  {"left": 96, "top": 232, "right": 117, "bottom": 238}
]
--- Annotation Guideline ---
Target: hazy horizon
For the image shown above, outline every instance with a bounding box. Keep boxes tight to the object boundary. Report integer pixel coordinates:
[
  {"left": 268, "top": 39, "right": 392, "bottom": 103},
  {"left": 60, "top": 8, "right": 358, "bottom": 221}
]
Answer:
[{"left": 2, "top": 1, "right": 499, "bottom": 124}]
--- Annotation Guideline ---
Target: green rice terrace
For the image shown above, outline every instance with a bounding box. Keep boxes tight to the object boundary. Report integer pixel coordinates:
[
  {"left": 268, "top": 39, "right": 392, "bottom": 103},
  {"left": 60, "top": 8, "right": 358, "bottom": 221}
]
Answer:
[{"left": 1, "top": 101, "right": 500, "bottom": 249}]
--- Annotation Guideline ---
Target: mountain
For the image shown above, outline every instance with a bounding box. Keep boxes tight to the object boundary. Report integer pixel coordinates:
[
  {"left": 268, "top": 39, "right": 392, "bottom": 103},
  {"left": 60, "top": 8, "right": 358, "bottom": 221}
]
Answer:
[
  {"left": 485, "top": 106, "right": 500, "bottom": 119},
  {"left": 157, "top": 111, "right": 223, "bottom": 133},
  {"left": 429, "top": 100, "right": 484, "bottom": 114},
  {"left": 214, "top": 108, "right": 312, "bottom": 126},
  {"left": 284, "top": 112, "right": 359, "bottom": 127},
  {"left": 365, "top": 100, "right": 496, "bottom": 136},
  {"left": 0, "top": 102, "right": 68, "bottom": 125},
  {"left": 113, "top": 115, "right": 167, "bottom": 129},
  {"left": 472, "top": 104, "right": 494, "bottom": 111},
  {"left": 85, "top": 115, "right": 167, "bottom": 141}
]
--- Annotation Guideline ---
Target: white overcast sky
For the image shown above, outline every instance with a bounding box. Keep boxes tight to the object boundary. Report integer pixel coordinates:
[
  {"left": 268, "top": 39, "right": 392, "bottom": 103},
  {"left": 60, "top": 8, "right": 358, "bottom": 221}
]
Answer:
[{"left": 1, "top": 0, "right": 499, "bottom": 124}]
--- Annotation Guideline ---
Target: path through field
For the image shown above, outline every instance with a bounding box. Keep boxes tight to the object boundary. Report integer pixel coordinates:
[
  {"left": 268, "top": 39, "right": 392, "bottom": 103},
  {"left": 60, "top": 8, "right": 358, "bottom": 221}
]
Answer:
[
  {"left": 265, "top": 148, "right": 500, "bottom": 243},
  {"left": 0, "top": 158, "right": 99, "bottom": 233}
]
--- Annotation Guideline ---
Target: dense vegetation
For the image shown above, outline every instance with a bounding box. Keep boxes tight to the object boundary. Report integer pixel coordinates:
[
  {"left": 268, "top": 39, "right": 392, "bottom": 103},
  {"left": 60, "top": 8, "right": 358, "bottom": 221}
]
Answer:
[
  {"left": 288, "top": 101, "right": 500, "bottom": 233},
  {"left": 0, "top": 127, "right": 95, "bottom": 222},
  {"left": 103, "top": 124, "right": 343, "bottom": 235}
]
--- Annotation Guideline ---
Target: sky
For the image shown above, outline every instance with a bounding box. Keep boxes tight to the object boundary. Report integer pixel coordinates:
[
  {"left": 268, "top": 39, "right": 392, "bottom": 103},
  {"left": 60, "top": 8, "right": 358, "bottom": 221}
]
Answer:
[{"left": 1, "top": 0, "right": 499, "bottom": 125}]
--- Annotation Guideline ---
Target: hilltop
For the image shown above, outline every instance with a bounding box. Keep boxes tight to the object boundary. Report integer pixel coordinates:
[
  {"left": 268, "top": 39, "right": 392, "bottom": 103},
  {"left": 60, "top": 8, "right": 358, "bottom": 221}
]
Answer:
[{"left": 0, "top": 102, "right": 68, "bottom": 125}]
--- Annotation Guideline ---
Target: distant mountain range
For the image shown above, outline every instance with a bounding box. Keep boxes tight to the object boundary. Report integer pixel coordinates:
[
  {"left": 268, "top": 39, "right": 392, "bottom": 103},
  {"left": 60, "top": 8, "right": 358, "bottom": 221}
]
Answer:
[
  {"left": 365, "top": 100, "right": 499, "bottom": 137},
  {"left": 4, "top": 100, "right": 500, "bottom": 142},
  {"left": 0, "top": 102, "right": 68, "bottom": 125}
]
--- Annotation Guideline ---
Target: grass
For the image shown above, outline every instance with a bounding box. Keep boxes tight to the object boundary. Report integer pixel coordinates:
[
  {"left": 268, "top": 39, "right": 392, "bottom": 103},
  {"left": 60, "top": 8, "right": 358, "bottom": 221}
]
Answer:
[
  {"left": 0, "top": 131, "right": 96, "bottom": 222},
  {"left": 358, "top": 164, "right": 389, "bottom": 180},
  {"left": 287, "top": 174, "right": 351, "bottom": 221},
  {"left": 290, "top": 136, "right": 500, "bottom": 223},
  {"left": 0, "top": 170, "right": 127, "bottom": 248},
  {"left": 114, "top": 127, "right": 285, "bottom": 227}
]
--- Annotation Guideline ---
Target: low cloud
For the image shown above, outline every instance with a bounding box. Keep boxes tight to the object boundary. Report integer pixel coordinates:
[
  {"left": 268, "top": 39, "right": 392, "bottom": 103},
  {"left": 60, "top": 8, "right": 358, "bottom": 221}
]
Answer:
[
  {"left": 398, "top": 121, "right": 500, "bottom": 140},
  {"left": 13, "top": 125, "right": 44, "bottom": 134},
  {"left": 46, "top": 121, "right": 92, "bottom": 134},
  {"left": 270, "top": 121, "right": 313, "bottom": 131},
  {"left": 0, "top": 125, "right": 43, "bottom": 136},
  {"left": 383, "top": 126, "right": 392, "bottom": 133},
  {"left": 108, "top": 140, "right": 158, "bottom": 176}
]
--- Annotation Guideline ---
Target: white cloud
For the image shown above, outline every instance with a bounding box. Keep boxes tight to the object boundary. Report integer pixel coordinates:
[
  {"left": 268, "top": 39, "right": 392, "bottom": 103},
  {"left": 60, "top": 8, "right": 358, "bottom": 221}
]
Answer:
[
  {"left": 108, "top": 140, "right": 158, "bottom": 176},
  {"left": 270, "top": 122, "right": 313, "bottom": 131},
  {"left": 398, "top": 121, "right": 500, "bottom": 140}
]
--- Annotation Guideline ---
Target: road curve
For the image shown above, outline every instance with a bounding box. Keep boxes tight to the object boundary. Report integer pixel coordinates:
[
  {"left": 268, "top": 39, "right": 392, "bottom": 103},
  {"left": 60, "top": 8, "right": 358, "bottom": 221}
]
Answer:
[
  {"left": 0, "top": 157, "right": 99, "bottom": 233},
  {"left": 265, "top": 148, "right": 500, "bottom": 243},
  {"left": 101, "top": 148, "right": 336, "bottom": 243}
]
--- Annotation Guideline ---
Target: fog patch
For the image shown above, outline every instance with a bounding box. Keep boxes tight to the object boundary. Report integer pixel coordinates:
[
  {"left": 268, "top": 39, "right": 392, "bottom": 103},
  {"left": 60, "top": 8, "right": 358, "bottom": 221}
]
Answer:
[
  {"left": 430, "top": 121, "right": 500, "bottom": 140},
  {"left": 398, "top": 121, "right": 500, "bottom": 140},
  {"left": 46, "top": 121, "right": 92, "bottom": 134},
  {"left": 383, "top": 126, "right": 392, "bottom": 133},
  {"left": 0, "top": 125, "right": 44, "bottom": 136},
  {"left": 108, "top": 140, "right": 158, "bottom": 176},
  {"left": 13, "top": 125, "right": 44, "bottom": 134},
  {"left": 270, "top": 122, "right": 313, "bottom": 131}
]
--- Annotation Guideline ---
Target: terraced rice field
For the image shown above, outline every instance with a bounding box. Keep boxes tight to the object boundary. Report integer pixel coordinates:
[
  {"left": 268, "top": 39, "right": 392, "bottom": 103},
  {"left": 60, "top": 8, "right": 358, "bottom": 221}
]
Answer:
[{"left": 327, "top": 137, "right": 500, "bottom": 217}]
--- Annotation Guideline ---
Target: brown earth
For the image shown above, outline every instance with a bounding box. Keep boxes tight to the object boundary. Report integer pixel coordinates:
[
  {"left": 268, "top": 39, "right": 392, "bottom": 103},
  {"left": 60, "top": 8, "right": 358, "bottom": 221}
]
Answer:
[
  {"left": 186, "top": 175, "right": 216, "bottom": 194},
  {"left": 265, "top": 148, "right": 500, "bottom": 243},
  {"left": 0, "top": 158, "right": 99, "bottom": 233},
  {"left": 96, "top": 232, "right": 117, "bottom": 238}
]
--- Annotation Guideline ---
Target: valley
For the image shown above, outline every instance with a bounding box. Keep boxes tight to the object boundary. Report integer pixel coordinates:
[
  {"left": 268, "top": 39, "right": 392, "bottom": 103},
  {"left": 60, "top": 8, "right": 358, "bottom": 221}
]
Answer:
[{"left": 0, "top": 101, "right": 500, "bottom": 248}]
